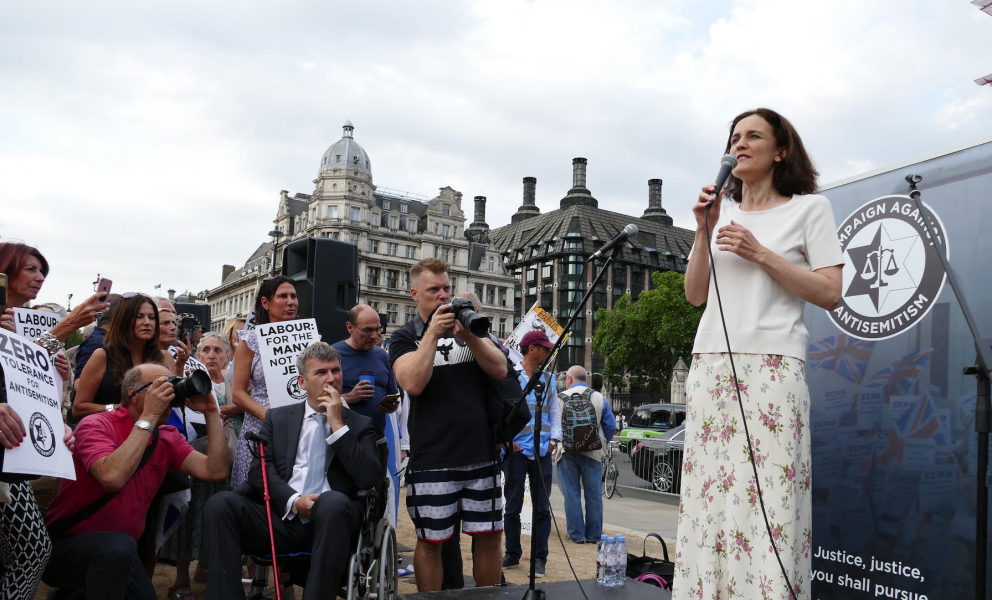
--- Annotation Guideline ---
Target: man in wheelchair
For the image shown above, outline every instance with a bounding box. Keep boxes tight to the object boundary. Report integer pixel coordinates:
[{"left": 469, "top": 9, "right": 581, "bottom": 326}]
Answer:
[{"left": 204, "top": 343, "right": 382, "bottom": 599}]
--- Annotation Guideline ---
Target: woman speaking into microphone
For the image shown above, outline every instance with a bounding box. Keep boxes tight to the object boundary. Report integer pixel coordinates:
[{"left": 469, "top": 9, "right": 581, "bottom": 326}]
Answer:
[{"left": 676, "top": 108, "right": 843, "bottom": 600}]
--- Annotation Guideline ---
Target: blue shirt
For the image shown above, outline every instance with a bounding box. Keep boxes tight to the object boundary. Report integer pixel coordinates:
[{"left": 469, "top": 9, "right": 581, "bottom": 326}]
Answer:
[
  {"left": 73, "top": 327, "right": 106, "bottom": 380},
  {"left": 567, "top": 382, "right": 616, "bottom": 442},
  {"left": 513, "top": 370, "right": 562, "bottom": 458},
  {"left": 332, "top": 340, "right": 398, "bottom": 433}
]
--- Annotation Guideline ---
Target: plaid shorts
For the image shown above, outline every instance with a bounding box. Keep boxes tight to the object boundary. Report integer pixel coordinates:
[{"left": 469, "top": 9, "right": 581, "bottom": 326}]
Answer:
[{"left": 406, "top": 460, "right": 503, "bottom": 542}]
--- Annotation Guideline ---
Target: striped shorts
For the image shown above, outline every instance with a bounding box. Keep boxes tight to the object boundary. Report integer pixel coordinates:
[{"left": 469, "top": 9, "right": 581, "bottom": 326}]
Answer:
[{"left": 406, "top": 460, "right": 503, "bottom": 542}]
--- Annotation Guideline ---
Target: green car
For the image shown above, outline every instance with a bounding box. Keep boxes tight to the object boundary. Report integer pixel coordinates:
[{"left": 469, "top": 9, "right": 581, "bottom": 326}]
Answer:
[{"left": 616, "top": 403, "right": 687, "bottom": 454}]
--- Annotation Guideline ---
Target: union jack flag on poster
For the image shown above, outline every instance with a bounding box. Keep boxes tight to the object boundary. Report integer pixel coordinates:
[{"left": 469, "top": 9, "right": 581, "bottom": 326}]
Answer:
[
  {"left": 862, "top": 347, "right": 934, "bottom": 397},
  {"left": 875, "top": 390, "right": 947, "bottom": 465},
  {"left": 807, "top": 334, "right": 876, "bottom": 383}
]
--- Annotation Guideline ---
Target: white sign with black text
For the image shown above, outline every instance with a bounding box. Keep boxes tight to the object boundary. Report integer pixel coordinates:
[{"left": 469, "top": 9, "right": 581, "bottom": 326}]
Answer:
[
  {"left": 256, "top": 319, "right": 320, "bottom": 409},
  {"left": 13, "top": 308, "right": 62, "bottom": 341},
  {"left": 0, "top": 329, "right": 75, "bottom": 479}
]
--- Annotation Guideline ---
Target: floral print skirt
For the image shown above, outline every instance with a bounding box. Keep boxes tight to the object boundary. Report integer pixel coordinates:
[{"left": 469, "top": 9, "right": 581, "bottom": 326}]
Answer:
[{"left": 673, "top": 353, "right": 811, "bottom": 600}]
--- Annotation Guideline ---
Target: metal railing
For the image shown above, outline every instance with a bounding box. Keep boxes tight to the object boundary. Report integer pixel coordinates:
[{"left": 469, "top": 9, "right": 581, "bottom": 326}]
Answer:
[{"left": 607, "top": 432, "right": 683, "bottom": 497}]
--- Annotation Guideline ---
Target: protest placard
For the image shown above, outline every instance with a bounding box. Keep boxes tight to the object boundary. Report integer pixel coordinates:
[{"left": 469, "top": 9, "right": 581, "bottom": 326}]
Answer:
[
  {"left": 856, "top": 387, "right": 884, "bottom": 430},
  {"left": 504, "top": 302, "right": 568, "bottom": 370},
  {"left": 167, "top": 346, "right": 213, "bottom": 425},
  {"left": 13, "top": 308, "right": 62, "bottom": 341},
  {"left": 919, "top": 464, "right": 956, "bottom": 513},
  {"left": 820, "top": 386, "right": 850, "bottom": 415},
  {"left": 255, "top": 318, "right": 320, "bottom": 409},
  {"left": 0, "top": 329, "right": 75, "bottom": 479}
]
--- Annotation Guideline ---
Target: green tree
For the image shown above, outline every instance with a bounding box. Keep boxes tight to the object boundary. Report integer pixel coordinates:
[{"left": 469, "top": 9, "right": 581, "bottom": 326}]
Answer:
[{"left": 592, "top": 271, "right": 703, "bottom": 393}]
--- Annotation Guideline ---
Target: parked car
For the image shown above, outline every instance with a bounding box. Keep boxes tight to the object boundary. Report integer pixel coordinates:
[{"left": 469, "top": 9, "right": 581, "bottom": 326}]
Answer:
[
  {"left": 630, "top": 424, "right": 685, "bottom": 493},
  {"left": 615, "top": 403, "right": 687, "bottom": 454}
]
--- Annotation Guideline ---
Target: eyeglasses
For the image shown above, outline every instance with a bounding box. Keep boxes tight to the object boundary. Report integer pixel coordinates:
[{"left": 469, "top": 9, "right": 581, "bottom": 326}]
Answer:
[
  {"left": 128, "top": 380, "right": 154, "bottom": 398},
  {"left": 357, "top": 326, "right": 383, "bottom": 335}
]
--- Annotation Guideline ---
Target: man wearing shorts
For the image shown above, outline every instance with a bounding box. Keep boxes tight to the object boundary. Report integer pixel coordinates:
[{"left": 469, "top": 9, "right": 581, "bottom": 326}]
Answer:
[{"left": 389, "top": 258, "right": 509, "bottom": 591}]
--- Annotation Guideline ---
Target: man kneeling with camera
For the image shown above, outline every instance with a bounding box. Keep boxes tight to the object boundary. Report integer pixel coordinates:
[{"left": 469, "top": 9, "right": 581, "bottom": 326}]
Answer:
[{"left": 43, "top": 363, "right": 229, "bottom": 599}]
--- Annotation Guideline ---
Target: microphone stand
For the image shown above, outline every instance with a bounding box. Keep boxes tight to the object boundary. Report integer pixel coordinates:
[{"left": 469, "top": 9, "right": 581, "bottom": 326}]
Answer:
[
  {"left": 907, "top": 175, "right": 991, "bottom": 600},
  {"left": 518, "top": 244, "right": 622, "bottom": 600}
]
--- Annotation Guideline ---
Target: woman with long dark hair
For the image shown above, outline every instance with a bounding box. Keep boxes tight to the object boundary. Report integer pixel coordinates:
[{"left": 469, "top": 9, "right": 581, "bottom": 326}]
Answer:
[
  {"left": 230, "top": 276, "right": 298, "bottom": 486},
  {"left": 73, "top": 294, "right": 174, "bottom": 419},
  {"left": 676, "top": 109, "right": 844, "bottom": 600}
]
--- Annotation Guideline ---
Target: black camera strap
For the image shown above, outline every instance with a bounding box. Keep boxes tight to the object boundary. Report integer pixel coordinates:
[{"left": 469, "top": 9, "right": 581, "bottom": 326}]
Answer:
[{"left": 48, "top": 426, "right": 160, "bottom": 539}]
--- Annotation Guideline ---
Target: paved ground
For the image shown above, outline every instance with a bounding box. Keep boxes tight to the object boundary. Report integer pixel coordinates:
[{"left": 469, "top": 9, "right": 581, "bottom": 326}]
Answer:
[{"left": 33, "top": 481, "right": 678, "bottom": 599}]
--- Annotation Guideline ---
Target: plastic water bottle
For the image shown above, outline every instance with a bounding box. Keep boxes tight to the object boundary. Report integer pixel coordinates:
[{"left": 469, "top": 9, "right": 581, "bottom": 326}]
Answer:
[
  {"left": 604, "top": 536, "right": 618, "bottom": 587},
  {"left": 614, "top": 535, "right": 627, "bottom": 587},
  {"left": 596, "top": 535, "right": 608, "bottom": 584}
]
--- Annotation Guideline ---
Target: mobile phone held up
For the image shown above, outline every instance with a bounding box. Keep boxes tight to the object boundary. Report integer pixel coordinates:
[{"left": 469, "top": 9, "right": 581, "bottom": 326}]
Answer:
[{"left": 96, "top": 278, "right": 113, "bottom": 301}]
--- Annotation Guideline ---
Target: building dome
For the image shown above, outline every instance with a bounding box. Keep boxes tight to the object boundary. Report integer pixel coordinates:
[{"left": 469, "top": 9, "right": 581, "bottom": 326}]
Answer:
[{"left": 319, "top": 120, "right": 371, "bottom": 175}]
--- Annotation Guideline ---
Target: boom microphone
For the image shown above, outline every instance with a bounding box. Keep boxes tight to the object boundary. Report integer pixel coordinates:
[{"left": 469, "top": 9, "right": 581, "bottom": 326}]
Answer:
[
  {"left": 588, "top": 224, "right": 638, "bottom": 261},
  {"left": 707, "top": 154, "right": 739, "bottom": 207}
]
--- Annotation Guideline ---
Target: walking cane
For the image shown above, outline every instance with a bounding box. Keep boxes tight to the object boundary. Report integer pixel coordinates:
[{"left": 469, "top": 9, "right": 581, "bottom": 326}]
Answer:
[{"left": 245, "top": 431, "right": 283, "bottom": 600}]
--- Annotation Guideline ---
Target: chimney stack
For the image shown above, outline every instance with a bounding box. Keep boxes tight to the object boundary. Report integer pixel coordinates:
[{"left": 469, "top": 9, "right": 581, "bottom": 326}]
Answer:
[
  {"left": 571, "top": 157, "right": 588, "bottom": 191},
  {"left": 512, "top": 177, "right": 542, "bottom": 223},
  {"left": 642, "top": 178, "right": 673, "bottom": 225},
  {"left": 468, "top": 196, "right": 490, "bottom": 234},
  {"left": 222, "top": 264, "right": 235, "bottom": 283},
  {"left": 560, "top": 157, "right": 598, "bottom": 209}
]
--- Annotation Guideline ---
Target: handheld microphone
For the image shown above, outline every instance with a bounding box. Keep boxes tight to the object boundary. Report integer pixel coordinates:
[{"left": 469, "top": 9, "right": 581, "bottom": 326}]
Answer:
[
  {"left": 588, "top": 224, "right": 638, "bottom": 261},
  {"left": 707, "top": 154, "right": 739, "bottom": 207}
]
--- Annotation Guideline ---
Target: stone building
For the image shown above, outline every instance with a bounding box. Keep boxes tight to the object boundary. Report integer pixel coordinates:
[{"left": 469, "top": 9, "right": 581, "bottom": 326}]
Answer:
[
  {"left": 206, "top": 121, "right": 516, "bottom": 340},
  {"left": 488, "top": 158, "right": 695, "bottom": 375}
]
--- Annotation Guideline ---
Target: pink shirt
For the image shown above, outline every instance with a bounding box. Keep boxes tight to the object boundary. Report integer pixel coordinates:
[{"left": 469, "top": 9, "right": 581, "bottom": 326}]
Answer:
[{"left": 45, "top": 408, "right": 194, "bottom": 539}]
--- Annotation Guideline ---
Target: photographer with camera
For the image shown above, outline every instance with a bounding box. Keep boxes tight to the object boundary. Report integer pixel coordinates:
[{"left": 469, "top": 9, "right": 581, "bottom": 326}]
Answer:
[
  {"left": 43, "top": 363, "right": 228, "bottom": 600},
  {"left": 388, "top": 259, "right": 507, "bottom": 592}
]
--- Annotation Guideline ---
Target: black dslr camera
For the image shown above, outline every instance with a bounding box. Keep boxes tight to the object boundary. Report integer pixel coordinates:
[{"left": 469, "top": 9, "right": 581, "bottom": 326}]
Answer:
[
  {"left": 167, "top": 370, "right": 211, "bottom": 407},
  {"left": 448, "top": 297, "right": 490, "bottom": 338},
  {"left": 176, "top": 313, "right": 200, "bottom": 345}
]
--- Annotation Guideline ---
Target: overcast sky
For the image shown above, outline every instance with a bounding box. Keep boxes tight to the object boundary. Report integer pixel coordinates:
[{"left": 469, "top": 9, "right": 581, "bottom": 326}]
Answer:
[{"left": 2, "top": 0, "right": 990, "bottom": 310}]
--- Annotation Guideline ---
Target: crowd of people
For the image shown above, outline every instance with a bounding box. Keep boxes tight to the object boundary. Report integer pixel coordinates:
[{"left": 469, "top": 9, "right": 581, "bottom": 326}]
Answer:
[
  {"left": 1, "top": 107, "right": 846, "bottom": 600},
  {"left": 0, "top": 245, "right": 618, "bottom": 600}
]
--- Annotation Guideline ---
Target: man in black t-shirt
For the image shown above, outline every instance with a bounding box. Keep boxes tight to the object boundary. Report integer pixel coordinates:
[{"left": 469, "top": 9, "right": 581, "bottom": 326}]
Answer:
[{"left": 388, "top": 258, "right": 508, "bottom": 592}]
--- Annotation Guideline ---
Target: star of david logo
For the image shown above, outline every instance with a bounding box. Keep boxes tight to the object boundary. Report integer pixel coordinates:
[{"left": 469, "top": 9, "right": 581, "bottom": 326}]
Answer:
[{"left": 844, "top": 222, "right": 921, "bottom": 313}]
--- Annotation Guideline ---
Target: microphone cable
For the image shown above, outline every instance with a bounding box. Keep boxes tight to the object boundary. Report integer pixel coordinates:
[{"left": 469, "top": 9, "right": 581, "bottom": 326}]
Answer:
[{"left": 703, "top": 202, "right": 800, "bottom": 600}]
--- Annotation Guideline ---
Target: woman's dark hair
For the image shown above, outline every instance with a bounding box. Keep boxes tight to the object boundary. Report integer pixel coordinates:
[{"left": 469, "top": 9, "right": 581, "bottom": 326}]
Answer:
[
  {"left": 103, "top": 295, "right": 162, "bottom": 384},
  {"left": 722, "top": 108, "right": 818, "bottom": 202},
  {"left": 0, "top": 243, "right": 49, "bottom": 280},
  {"left": 252, "top": 276, "right": 296, "bottom": 325}
]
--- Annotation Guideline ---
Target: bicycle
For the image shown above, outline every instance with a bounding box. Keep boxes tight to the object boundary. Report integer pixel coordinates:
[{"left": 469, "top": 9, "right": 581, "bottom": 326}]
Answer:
[{"left": 602, "top": 440, "right": 620, "bottom": 499}]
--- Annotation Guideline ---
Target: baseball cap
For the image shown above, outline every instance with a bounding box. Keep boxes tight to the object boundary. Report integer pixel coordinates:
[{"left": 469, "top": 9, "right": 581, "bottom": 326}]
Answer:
[{"left": 520, "top": 330, "right": 554, "bottom": 349}]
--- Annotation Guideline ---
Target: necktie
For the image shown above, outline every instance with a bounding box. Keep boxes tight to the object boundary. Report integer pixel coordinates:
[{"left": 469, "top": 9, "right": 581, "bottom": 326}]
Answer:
[{"left": 301, "top": 413, "right": 328, "bottom": 498}]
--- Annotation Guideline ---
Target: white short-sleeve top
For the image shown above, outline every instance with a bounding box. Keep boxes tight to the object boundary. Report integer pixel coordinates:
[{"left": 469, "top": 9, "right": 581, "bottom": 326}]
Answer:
[{"left": 690, "top": 194, "right": 844, "bottom": 361}]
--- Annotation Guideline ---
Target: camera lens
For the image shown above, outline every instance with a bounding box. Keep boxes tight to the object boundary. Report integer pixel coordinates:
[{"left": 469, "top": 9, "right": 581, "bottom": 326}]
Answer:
[{"left": 169, "top": 370, "right": 212, "bottom": 406}]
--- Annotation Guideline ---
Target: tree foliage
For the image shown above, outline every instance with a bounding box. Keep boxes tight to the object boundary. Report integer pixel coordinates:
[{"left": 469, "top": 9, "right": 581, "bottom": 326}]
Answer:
[{"left": 592, "top": 271, "right": 703, "bottom": 393}]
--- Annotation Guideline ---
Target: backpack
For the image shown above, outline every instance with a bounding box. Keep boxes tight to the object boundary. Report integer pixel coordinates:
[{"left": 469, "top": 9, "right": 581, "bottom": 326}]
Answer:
[{"left": 560, "top": 387, "right": 603, "bottom": 453}]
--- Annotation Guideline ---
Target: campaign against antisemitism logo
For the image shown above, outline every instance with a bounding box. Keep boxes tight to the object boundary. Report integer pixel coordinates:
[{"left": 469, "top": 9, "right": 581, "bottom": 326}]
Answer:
[
  {"left": 830, "top": 195, "right": 948, "bottom": 340},
  {"left": 287, "top": 376, "right": 305, "bottom": 401},
  {"left": 29, "top": 413, "right": 56, "bottom": 458}
]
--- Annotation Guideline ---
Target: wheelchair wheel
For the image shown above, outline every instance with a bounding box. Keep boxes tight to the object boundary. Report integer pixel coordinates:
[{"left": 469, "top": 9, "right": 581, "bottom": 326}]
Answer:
[
  {"left": 346, "top": 531, "right": 366, "bottom": 600},
  {"left": 372, "top": 522, "right": 398, "bottom": 600}
]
